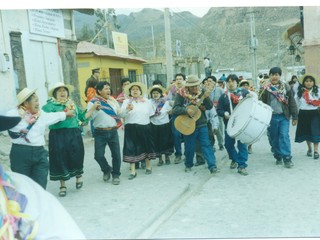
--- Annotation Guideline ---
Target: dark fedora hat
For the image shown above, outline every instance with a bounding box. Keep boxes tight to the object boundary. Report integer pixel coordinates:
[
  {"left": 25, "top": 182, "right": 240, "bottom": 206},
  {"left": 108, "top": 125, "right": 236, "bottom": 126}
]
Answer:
[{"left": 0, "top": 115, "right": 21, "bottom": 131}]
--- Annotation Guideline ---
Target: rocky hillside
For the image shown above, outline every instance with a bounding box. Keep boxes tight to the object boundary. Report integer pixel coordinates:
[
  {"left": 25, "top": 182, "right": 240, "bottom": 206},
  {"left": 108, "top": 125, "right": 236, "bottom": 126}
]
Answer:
[{"left": 74, "top": 7, "right": 302, "bottom": 71}]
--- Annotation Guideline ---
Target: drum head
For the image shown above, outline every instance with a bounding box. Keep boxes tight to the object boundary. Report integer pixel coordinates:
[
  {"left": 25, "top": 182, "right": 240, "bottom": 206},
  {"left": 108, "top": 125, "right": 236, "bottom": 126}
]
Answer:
[{"left": 227, "top": 96, "right": 254, "bottom": 137}]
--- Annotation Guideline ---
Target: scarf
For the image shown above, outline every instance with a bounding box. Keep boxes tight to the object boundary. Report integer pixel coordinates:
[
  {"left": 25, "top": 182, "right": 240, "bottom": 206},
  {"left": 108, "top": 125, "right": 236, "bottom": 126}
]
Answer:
[
  {"left": 8, "top": 107, "right": 40, "bottom": 143},
  {"left": 264, "top": 83, "right": 288, "bottom": 104},
  {"left": 91, "top": 96, "right": 122, "bottom": 128},
  {"left": 151, "top": 98, "right": 165, "bottom": 117},
  {"left": 303, "top": 89, "right": 320, "bottom": 106},
  {"left": 226, "top": 88, "right": 243, "bottom": 105},
  {"left": 177, "top": 86, "right": 201, "bottom": 105}
]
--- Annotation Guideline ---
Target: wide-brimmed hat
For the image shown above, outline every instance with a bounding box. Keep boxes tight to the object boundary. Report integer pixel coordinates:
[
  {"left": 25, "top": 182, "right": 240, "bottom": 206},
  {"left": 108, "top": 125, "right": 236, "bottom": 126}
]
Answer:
[
  {"left": 148, "top": 84, "right": 166, "bottom": 96},
  {"left": 124, "top": 82, "right": 147, "bottom": 96},
  {"left": 299, "top": 74, "right": 319, "bottom": 85},
  {"left": 48, "top": 82, "right": 74, "bottom": 97},
  {"left": 185, "top": 75, "right": 201, "bottom": 87},
  {"left": 239, "top": 79, "right": 250, "bottom": 87},
  {"left": 17, "top": 88, "right": 37, "bottom": 106},
  {"left": 0, "top": 115, "right": 21, "bottom": 131}
]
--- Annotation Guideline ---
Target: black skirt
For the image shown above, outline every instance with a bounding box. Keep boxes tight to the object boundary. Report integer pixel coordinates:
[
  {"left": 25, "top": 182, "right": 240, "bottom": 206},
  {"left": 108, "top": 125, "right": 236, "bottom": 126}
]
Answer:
[
  {"left": 48, "top": 128, "right": 84, "bottom": 181},
  {"left": 295, "top": 109, "right": 320, "bottom": 143},
  {"left": 123, "top": 123, "right": 157, "bottom": 163},
  {"left": 151, "top": 122, "right": 174, "bottom": 157}
]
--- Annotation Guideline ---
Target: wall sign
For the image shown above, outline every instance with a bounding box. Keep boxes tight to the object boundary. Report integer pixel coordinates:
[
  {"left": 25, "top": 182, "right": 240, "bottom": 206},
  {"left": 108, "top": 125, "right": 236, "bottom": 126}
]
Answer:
[{"left": 28, "top": 9, "right": 65, "bottom": 38}]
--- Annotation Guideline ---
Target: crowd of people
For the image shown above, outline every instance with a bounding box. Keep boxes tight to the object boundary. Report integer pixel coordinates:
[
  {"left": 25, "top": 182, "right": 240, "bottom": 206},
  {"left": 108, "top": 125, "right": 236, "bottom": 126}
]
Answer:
[{"left": 1, "top": 65, "right": 320, "bottom": 239}]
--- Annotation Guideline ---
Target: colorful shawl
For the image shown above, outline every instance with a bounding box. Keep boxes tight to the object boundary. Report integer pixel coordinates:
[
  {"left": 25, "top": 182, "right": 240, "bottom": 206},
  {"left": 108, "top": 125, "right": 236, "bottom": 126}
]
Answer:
[
  {"left": 91, "top": 96, "right": 122, "bottom": 128},
  {"left": 151, "top": 98, "right": 166, "bottom": 117},
  {"left": 8, "top": 108, "right": 40, "bottom": 143},
  {"left": 303, "top": 89, "right": 320, "bottom": 106},
  {"left": 264, "top": 83, "right": 288, "bottom": 104}
]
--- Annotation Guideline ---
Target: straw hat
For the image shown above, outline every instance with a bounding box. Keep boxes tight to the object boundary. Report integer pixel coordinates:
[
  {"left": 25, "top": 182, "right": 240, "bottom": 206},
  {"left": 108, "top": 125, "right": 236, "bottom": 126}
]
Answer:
[
  {"left": 0, "top": 115, "right": 21, "bottom": 131},
  {"left": 48, "top": 82, "right": 74, "bottom": 97},
  {"left": 185, "top": 75, "right": 201, "bottom": 87},
  {"left": 148, "top": 84, "right": 166, "bottom": 96},
  {"left": 17, "top": 88, "right": 37, "bottom": 106},
  {"left": 124, "top": 82, "right": 147, "bottom": 96},
  {"left": 239, "top": 79, "right": 250, "bottom": 87},
  {"left": 299, "top": 74, "right": 319, "bottom": 85}
]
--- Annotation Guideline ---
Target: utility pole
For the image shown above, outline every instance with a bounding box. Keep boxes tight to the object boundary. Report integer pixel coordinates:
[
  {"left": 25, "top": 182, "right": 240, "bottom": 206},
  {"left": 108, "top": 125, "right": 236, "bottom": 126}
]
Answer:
[
  {"left": 164, "top": 8, "right": 173, "bottom": 87},
  {"left": 247, "top": 11, "right": 258, "bottom": 88},
  {"left": 151, "top": 25, "right": 155, "bottom": 59}
]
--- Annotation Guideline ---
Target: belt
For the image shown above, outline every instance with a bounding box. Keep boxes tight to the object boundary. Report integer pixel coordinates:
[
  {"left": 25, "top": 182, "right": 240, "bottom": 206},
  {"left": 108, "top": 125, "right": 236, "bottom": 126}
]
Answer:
[{"left": 95, "top": 127, "right": 117, "bottom": 131}]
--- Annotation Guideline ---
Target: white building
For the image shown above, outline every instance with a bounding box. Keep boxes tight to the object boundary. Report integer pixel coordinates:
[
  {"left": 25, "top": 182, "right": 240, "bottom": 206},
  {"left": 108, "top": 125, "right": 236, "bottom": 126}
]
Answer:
[{"left": 0, "top": 9, "right": 92, "bottom": 114}]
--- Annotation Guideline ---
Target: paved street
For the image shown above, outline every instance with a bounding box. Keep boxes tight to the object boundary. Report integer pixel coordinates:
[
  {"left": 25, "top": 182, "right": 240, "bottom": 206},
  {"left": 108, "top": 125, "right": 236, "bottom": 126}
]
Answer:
[{"left": 44, "top": 125, "right": 320, "bottom": 239}]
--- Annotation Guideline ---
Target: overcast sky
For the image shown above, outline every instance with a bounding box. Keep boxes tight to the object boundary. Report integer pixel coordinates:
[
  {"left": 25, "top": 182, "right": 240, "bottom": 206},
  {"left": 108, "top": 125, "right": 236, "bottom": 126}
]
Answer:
[
  {"left": 114, "top": 8, "right": 210, "bottom": 18},
  {"left": 0, "top": 0, "right": 312, "bottom": 11}
]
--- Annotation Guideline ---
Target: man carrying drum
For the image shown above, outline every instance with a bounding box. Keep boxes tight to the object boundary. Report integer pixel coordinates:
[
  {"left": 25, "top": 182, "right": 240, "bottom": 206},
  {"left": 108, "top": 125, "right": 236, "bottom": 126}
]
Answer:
[{"left": 217, "top": 74, "right": 250, "bottom": 176}]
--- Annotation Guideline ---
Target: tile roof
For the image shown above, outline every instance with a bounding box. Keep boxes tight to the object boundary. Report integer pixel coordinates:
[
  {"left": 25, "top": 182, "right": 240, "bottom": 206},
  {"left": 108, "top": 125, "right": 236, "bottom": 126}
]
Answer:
[{"left": 76, "top": 41, "right": 147, "bottom": 63}]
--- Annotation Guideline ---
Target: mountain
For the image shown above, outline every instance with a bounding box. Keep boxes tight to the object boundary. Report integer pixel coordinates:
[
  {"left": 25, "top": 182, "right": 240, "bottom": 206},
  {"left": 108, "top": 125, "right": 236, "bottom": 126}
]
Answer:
[{"left": 74, "top": 7, "right": 302, "bottom": 71}]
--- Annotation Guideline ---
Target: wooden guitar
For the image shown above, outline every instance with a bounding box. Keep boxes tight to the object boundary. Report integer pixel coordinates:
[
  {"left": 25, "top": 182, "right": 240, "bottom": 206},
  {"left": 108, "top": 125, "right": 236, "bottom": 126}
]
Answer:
[{"left": 174, "top": 90, "right": 210, "bottom": 135}]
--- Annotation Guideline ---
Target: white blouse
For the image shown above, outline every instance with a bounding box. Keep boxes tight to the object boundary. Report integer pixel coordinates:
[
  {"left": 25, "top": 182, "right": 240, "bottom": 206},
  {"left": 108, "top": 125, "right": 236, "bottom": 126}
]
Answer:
[
  {"left": 295, "top": 91, "right": 320, "bottom": 110},
  {"left": 121, "top": 98, "right": 154, "bottom": 125},
  {"left": 6, "top": 109, "right": 66, "bottom": 146},
  {"left": 150, "top": 100, "right": 172, "bottom": 125}
]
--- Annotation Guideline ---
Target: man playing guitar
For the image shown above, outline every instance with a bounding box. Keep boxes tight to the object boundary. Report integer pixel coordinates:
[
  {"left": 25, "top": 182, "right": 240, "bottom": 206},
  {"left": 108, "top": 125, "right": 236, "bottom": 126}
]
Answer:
[{"left": 172, "top": 75, "right": 219, "bottom": 174}]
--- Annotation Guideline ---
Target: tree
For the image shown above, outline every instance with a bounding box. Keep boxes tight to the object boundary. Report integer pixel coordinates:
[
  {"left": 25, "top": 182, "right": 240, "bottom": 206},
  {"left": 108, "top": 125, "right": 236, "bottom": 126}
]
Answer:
[{"left": 92, "top": 8, "right": 120, "bottom": 46}]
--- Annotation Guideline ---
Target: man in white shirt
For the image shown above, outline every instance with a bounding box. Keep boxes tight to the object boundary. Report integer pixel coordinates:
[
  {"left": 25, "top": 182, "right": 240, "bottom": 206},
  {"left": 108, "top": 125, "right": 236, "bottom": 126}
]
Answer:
[{"left": 87, "top": 81, "right": 122, "bottom": 185}]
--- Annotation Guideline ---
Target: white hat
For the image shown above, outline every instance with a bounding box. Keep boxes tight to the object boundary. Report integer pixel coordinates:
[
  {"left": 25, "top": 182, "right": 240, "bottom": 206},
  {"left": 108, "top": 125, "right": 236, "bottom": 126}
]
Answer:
[
  {"left": 17, "top": 88, "right": 37, "bottom": 106},
  {"left": 124, "top": 82, "right": 147, "bottom": 96},
  {"left": 185, "top": 75, "right": 201, "bottom": 87},
  {"left": 48, "top": 82, "right": 74, "bottom": 97}
]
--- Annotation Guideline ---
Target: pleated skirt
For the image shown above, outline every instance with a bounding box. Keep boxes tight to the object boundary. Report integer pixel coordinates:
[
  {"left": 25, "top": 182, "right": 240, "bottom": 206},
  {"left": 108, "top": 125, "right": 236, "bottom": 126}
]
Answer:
[
  {"left": 295, "top": 109, "right": 320, "bottom": 143},
  {"left": 48, "top": 128, "right": 84, "bottom": 181},
  {"left": 151, "top": 122, "right": 174, "bottom": 157},
  {"left": 123, "top": 123, "right": 157, "bottom": 163}
]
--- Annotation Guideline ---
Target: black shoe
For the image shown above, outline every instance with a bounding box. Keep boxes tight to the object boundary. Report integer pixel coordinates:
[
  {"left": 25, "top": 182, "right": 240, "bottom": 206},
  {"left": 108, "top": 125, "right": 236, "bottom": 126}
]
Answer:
[
  {"left": 145, "top": 168, "right": 152, "bottom": 175},
  {"left": 165, "top": 159, "right": 171, "bottom": 165},
  {"left": 195, "top": 161, "right": 205, "bottom": 166},
  {"left": 230, "top": 160, "right": 237, "bottom": 169},
  {"left": 185, "top": 167, "right": 192, "bottom": 172},
  {"left": 314, "top": 152, "right": 319, "bottom": 159},
  {"left": 276, "top": 159, "right": 283, "bottom": 165},
  {"left": 174, "top": 155, "right": 182, "bottom": 164},
  {"left": 307, "top": 150, "right": 312, "bottom": 157},
  {"left": 157, "top": 160, "right": 164, "bottom": 166},
  {"left": 238, "top": 168, "right": 248, "bottom": 176},
  {"left": 103, "top": 171, "right": 111, "bottom": 181},
  {"left": 112, "top": 177, "right": 120, "bottom": 185},
  {"left": 210, "top": 167, "right": 220, "bottom": 174},
  {"left": 284, "top": 160, "right": 294, "bottom": 168},
  {"left": 128, "top": 172, "right": 137, "bottom": 180}
]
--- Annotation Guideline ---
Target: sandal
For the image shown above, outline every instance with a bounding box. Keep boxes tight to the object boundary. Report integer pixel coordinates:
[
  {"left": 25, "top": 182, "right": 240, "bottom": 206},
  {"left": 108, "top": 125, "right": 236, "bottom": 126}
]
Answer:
[
  {"left": 76, "top": 175, "right": 83, "bottom": 189},
  {"left": 314, "top": 152, "right": 319, "bottom": 159},
  {"left": 59, "top": 186, "right": 67, "bottom": 197}
]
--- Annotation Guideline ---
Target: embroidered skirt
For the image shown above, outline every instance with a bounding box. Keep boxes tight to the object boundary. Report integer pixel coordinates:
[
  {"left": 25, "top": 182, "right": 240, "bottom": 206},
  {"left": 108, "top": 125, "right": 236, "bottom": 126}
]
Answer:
[
  {"left": 123, "top": 123, "right": 156, "bottom": 163},
  {"left": 295, "top": 109, "right": 320, "bottom": 143},
  {"left": 48, "top": 128, "right": 84, "bottom": 181},
  {"left": 151, "top": 122, "right": 174, "bottom": 157}
]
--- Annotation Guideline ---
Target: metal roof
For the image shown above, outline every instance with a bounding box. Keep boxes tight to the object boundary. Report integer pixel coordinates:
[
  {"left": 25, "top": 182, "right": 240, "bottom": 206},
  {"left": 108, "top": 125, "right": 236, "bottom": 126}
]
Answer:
[{"left": 76, "top": 41, "right": 147, "bottom": 63}]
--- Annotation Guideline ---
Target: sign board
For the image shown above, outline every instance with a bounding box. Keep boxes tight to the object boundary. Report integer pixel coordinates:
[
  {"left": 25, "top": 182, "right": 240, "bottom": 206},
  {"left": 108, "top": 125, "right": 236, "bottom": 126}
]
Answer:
[
  {"left": 112, "top": 31, "right": 128, "bottom": 55},
  {"left": 28, "top": 9, "right": 65, "bottom": 38}
]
